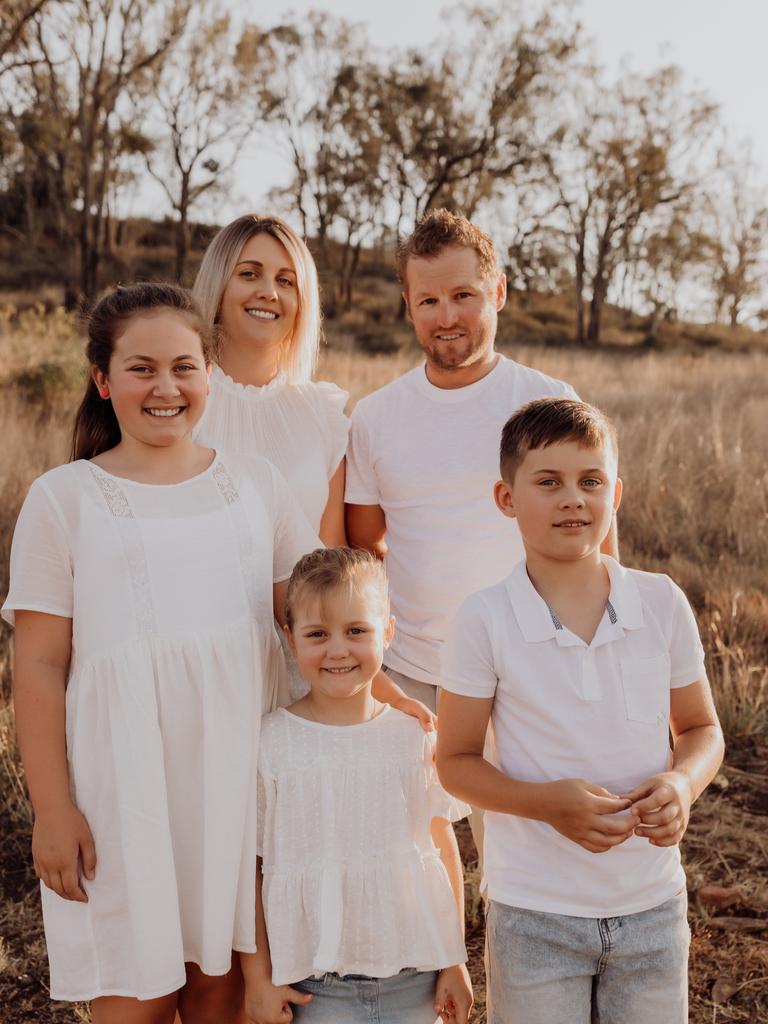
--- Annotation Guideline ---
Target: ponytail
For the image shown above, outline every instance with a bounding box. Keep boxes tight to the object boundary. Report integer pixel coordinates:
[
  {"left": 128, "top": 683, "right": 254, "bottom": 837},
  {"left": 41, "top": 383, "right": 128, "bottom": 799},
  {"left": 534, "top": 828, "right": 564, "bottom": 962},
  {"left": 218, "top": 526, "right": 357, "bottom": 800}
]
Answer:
[
  {"left": 70, "top": 377, "right": 122, "bottom": 462},
  {"left": 69, "top": 282, "right": 212, "bottom": 463}
]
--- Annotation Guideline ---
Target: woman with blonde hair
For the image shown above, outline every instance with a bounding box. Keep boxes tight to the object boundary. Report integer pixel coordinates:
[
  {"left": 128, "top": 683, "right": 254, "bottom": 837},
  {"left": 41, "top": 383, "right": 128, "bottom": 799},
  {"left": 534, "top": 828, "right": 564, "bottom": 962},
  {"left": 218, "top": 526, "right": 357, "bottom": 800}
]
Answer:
[
  {"left": 193, "top": 214, "right": 347, "bottom": 544},
  {"left": 193, "top": 215, "right": 434, "bottom": 724}
]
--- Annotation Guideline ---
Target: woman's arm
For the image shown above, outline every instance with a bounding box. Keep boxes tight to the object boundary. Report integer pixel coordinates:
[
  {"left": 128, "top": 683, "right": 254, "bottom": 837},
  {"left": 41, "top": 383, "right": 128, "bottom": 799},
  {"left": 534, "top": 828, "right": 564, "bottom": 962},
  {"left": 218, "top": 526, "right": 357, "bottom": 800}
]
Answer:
[
  {"left": 318, "top": 460, "right": 347, "bottom": 547},
  {"left": 14, "top": 610, "right": 96, "bottom": 902}
]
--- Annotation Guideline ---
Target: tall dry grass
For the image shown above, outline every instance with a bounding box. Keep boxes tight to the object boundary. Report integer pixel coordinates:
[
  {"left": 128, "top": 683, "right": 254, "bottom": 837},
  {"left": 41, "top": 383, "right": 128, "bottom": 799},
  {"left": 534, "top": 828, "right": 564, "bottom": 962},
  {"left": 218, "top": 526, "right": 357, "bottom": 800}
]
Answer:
[{"left": 0, "top": 307, "right": 766, "bottom": 1021}]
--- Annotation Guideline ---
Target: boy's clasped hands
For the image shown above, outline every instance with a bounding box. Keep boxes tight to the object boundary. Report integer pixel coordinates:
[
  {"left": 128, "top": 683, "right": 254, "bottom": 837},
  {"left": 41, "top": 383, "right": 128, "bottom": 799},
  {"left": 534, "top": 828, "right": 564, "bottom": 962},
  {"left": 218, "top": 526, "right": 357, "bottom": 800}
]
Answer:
[{"left": 542, "top": 770, "right": 694, "bottom": 853}]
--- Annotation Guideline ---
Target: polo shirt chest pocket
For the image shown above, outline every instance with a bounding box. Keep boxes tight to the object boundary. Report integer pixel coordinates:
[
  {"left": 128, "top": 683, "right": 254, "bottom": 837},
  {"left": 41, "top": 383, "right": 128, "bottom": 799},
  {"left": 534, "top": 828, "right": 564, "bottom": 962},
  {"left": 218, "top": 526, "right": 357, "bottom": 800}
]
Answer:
[{"left": 620, "top": 655, "right": 670, "bottom": 725}]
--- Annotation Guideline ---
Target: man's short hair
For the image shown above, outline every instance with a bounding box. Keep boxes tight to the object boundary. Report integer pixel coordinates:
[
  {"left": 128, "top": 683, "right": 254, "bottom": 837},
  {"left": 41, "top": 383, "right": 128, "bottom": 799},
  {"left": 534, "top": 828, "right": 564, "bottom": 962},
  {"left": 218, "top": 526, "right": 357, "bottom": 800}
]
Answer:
[
  {"left": 396, "top": 209, "right": 500, "bottom": 286},
  {"left": 500, "top": 398, "right": 618, "bottom": 483}
]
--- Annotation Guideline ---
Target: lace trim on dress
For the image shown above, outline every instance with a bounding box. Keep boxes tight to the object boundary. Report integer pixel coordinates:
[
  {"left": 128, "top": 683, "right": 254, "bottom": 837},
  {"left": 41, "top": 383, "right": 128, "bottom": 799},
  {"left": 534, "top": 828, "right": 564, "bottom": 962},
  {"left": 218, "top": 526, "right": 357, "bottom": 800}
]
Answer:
[
  {"left": 89, "top": 466, "right": 157, "bottom": 636},
  {"left": 211, "top": 462, "right": 261, "bottom": 618}
]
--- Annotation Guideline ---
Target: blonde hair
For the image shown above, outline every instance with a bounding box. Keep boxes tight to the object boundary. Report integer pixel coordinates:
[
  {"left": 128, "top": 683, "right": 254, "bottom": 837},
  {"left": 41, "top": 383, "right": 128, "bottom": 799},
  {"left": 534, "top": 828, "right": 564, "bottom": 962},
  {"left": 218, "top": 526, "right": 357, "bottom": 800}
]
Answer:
[
  {"left": 193, "top": 214, "right": 321, "bottom": 384},
  {"left": 285, "top": 548, "right": 389, "bottom": 631}
]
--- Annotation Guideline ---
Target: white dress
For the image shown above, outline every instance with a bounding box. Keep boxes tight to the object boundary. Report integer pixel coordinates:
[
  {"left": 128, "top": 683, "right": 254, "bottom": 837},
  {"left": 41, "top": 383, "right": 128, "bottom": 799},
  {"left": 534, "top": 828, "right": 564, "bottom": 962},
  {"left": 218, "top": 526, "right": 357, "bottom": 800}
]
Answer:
[
  {"left": 258, "top": 707, "right": 469, "bottom": 985},
  {"left": 2, "top": 455, "right": 318, "bottom": 1002},
  {"left": 195, "top": 365, "right": 349, "bottom": 534}
]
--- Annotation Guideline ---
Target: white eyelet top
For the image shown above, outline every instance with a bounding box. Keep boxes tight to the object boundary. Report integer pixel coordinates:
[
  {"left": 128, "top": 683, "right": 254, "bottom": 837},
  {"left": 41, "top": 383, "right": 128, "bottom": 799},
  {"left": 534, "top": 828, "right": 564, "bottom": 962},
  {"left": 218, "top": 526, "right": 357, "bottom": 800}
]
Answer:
[{"left": 258, "top": 707, "right": 469, "bottom": 984}]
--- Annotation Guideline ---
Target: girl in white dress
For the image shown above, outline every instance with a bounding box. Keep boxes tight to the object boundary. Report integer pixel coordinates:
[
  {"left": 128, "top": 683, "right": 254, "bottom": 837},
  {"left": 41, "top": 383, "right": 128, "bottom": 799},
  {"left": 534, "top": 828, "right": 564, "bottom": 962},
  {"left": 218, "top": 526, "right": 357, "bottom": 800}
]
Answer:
[
  {"left": 241, "top": 548, "right": 473, "bottom": 1024},
  {"left": 3, "top": 283, "right": 317, "bottom": 1024}
]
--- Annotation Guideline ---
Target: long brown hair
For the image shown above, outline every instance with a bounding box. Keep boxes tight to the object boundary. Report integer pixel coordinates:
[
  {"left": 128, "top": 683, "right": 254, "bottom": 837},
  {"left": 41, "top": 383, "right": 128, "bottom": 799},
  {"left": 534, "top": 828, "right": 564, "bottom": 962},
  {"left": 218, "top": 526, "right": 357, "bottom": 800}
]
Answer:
[{"left": 71, "top": 282, "right": 212, "bottom": 462}]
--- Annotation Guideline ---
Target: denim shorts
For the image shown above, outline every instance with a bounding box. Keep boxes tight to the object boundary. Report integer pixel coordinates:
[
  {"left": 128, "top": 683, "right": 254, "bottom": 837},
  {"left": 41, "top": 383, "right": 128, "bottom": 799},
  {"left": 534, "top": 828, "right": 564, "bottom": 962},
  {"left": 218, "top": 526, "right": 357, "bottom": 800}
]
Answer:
[
  {"left": 293, "top": 967, "right": 439, "bottom": 1024},
  {"left": 486, "top": 890, "right": 690, "bottom": 1024}
]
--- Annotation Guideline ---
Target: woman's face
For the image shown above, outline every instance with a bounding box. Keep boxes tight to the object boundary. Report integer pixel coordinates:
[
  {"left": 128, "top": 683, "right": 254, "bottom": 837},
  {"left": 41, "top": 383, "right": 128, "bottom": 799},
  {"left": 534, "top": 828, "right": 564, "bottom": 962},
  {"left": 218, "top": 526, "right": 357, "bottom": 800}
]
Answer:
[{"left": 217, "top": 232, "right": 299, "bottom": 355}]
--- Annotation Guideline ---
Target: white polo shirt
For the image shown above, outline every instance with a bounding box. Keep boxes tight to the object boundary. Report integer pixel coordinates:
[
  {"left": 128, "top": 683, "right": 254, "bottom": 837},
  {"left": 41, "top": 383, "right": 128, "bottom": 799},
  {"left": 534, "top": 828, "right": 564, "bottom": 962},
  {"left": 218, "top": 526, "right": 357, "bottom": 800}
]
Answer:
[{"left": 442, "top": 556, "right": 706, "bottom": 918}]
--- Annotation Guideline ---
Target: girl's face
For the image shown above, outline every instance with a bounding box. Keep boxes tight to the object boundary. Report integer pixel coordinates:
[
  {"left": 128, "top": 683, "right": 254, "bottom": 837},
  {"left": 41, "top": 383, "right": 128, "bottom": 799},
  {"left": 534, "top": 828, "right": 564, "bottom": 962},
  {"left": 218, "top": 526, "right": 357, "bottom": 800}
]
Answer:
[
  {"left": 93, "top": 310, "right": 210, "bottom": 450},
  {"left": 286, "top": 583, "right": 395, "bottom": 703},
  {"left": 217, "top": 232, "right": 299, "bottom": 354}
]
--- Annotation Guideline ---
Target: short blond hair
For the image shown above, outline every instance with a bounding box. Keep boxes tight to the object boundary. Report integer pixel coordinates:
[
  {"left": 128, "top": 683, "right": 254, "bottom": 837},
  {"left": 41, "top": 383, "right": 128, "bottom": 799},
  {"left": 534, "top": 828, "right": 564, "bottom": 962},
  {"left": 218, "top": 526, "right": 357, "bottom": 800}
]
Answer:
[
  {"left": 285, "top": 547, "right": 389, "bottom": 631},
  {"left": 396, "top": 209, "right": 500, "bottom": 287},
  {"left": 193, "top": 214, "right": 321, "bottom": 384}
]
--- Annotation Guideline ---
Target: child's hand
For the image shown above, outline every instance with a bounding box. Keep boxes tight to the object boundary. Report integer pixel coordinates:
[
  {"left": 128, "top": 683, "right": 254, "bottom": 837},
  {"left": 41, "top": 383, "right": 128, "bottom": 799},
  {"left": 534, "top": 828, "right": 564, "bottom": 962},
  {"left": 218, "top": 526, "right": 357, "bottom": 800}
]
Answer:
[
  {"left": 541, "top": 778, "right": 639, "bottom": 853},
  {"left": 434, "top": 963, "right": 473, "bottom": 1024},
  {"left": 244, "top": 979, "right": 312, "bottom": 1024},
  {"left": 32, "top": 802, "right": 96, "bottom": 902},
  {"left": 623, "top": 771, "right": 693, "bottom": 846},
  {"left": 392, "top": 693, "right": 437, "bottom": 732}
]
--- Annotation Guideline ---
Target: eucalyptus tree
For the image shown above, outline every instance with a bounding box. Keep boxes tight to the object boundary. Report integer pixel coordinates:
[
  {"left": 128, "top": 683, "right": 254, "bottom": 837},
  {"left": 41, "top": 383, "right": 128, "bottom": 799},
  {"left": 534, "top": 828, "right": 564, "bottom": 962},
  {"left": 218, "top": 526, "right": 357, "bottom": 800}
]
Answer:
[
  {"left": 7, "top": 0, "right": 191, "bottom": 300},
  {"left": 542, "top": 64, "right": 718, "bottom": 344},
  {"left": 138, "top": 3, "right": 261, "bottom": 281}
]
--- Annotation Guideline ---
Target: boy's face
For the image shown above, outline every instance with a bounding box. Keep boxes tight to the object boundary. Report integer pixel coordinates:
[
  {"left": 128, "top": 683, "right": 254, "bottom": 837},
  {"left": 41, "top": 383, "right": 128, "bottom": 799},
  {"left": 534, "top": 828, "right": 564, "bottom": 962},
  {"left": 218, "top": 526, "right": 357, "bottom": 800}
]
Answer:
[
  {"left": 494, "top": 440, "right": 622, "bottom": 562},
  {"left": 285, "top": 584, "right": 395, "bottom": 702}
]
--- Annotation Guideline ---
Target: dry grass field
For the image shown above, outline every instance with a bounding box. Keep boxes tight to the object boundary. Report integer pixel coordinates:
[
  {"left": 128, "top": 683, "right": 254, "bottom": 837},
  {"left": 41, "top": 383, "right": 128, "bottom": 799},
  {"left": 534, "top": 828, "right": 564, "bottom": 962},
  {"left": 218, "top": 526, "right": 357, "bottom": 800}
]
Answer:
[{"left": 0, "top": 305, "right": 766, "bottom": 1022}]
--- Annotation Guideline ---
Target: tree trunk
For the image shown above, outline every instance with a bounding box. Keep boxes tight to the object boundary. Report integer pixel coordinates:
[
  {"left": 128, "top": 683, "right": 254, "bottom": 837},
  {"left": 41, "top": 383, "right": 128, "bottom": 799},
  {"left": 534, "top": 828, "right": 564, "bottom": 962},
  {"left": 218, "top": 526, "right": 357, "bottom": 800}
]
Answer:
[
  {"left": 574, "top": 235, "right": 586, "bottom": 345},
  {"left": 587, "top": 273, "right": 608, "bottom": 344}
]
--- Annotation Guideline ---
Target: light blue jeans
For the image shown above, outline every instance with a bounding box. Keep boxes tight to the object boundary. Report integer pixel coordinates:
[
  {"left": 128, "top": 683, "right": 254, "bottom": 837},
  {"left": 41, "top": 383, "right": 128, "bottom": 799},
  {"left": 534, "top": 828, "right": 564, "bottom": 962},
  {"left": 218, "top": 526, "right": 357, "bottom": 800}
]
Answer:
[
  {"left": 293, "top": 968, "right": 439, "bottom": 1024},
  {"left": 486, "top": 891, "right": 690, "bottom": 1024}
]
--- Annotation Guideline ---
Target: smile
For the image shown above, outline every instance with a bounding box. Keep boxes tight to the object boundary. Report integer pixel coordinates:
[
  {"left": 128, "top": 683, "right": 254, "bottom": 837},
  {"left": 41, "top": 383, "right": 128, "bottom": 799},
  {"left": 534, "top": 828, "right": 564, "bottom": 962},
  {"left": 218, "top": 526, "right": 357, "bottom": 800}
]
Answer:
[
  {"left": 245, "top": 309, "right": 278, "bottom": 320},
  {"left": 435, "top": 333, "right": 463, "bottom": 341},
  {"left": 554, "top": 520, "right": 591, "bottom": 528},
  {"left": 322, "top": 666, "right": 357, "bottom": 674},
  {"left": 144, "top": 407, "right": 185, "bottom": 417}
]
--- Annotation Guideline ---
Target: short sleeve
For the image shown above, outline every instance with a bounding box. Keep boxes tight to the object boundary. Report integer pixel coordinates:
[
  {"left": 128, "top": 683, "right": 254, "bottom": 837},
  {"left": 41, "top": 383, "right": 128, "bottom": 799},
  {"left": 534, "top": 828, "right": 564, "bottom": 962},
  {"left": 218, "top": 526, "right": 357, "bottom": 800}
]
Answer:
[
  {"left": 665, "top": 578, "right": 707, "bottom": 688},
  {"left": 344, "top": 404, "right": 380, "bottom": 505},
  {"left": 440, "top": 593, "right": 499, "bottom": 699},
  {"left": 2, "top": 478, "right": 73, "bottom": 627},
  {"left": 264, "top": 463, "right": 322, "bottom": 582},
  {"left": 312, "top": 381, "right": 349, "bottom": 479},
  {"left": 423, "top": 731, "right": 470, "bottom": 822}
]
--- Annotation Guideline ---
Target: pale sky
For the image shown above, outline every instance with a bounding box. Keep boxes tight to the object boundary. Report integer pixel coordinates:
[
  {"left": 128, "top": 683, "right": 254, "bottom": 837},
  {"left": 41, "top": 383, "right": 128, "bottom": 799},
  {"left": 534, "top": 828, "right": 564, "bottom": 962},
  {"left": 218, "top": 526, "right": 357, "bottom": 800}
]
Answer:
[{"left": 137, "top": 0, "right": 768, "bottom": 220}]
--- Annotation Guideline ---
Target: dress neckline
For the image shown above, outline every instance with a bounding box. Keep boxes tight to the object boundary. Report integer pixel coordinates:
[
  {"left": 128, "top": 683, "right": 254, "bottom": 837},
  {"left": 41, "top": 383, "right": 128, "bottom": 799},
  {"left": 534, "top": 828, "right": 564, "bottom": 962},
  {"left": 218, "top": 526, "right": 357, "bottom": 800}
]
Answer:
[
  {"left": 86, "top": 451, "right": 219, "bottom": 489},
  {"left": 212, "top": 363, "right": 289, "bottom": 397}
]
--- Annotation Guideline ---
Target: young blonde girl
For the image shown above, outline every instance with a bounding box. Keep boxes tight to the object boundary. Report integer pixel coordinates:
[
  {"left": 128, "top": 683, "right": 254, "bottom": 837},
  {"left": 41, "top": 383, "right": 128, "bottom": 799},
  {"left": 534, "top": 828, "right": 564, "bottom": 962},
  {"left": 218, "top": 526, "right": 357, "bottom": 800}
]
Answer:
[
  {"left": 241, "top": 548, "right": 473, "bottom": 1024},
  {"left": 3, "top": 283, "right": 318, "bottom": 1023}
]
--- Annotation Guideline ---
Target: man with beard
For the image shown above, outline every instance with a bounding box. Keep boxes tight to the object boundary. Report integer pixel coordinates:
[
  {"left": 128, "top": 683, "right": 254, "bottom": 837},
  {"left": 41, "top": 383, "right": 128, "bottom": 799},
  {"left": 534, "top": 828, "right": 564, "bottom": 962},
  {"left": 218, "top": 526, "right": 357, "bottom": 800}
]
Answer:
[{"left": 346, "top": 209, "right": 593, "bottom": 712}]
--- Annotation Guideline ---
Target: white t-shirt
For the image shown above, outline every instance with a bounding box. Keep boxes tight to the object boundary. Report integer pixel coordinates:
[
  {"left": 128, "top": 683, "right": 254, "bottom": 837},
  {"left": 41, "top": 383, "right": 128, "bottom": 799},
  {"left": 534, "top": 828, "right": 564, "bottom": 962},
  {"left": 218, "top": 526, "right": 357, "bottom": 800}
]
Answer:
[
  {"left": 2, "top": 455, "right": 318, "bottom": 1001},
  {"left": 196, "top": 365, "right": 349, "bottom": 533},
  {"left": 345, "top": 354, "right": 576, "bottom": 682},
  {"left": 442, "top": 556, "right": 707, "bottom": 918},
  {"left": 257, "top": 707, "right": 468, "bottom": 984}
]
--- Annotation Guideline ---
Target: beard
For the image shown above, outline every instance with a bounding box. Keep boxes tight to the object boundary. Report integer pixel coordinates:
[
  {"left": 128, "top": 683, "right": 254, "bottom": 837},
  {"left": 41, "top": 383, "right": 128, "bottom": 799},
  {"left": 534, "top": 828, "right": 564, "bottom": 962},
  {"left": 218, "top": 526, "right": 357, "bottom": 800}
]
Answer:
[{"left": 419, "top": 326, "right": 492, "bottom": 372}]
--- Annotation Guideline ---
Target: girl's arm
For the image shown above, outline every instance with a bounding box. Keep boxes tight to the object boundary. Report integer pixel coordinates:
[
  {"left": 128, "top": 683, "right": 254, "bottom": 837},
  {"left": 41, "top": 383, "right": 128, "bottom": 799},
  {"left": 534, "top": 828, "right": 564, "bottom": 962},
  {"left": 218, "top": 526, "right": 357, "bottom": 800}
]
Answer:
[
  {"left": 318, "top": 459, "right": 347, "bottom": 547},
  {"left": 240, "top": 860, "right": 311, "bottom": 1024},
  {"left": 14, "top": 610, "right": 96, "bottom": 902},
  {"left": 430, "top": 816, "right": 473, "bottom": 1024}
]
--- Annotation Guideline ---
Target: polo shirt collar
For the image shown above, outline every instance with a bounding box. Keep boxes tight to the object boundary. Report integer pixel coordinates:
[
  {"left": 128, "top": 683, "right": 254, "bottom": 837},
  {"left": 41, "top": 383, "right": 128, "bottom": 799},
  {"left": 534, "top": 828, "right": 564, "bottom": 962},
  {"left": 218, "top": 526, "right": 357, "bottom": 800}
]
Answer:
[{"left": 504, "top": 555, "right": 645, "bottom": 644}]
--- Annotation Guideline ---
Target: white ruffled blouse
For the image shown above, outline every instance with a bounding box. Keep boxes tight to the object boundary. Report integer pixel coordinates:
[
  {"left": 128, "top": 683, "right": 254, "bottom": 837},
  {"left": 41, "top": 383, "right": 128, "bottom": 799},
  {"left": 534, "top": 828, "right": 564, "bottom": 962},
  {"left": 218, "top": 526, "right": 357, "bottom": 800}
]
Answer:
[
  {"left": 258, "top": 707, "right": 469, "bottom": 985},
  {"left": 195, "top": 366, "right": 349, "bottom": 534}
]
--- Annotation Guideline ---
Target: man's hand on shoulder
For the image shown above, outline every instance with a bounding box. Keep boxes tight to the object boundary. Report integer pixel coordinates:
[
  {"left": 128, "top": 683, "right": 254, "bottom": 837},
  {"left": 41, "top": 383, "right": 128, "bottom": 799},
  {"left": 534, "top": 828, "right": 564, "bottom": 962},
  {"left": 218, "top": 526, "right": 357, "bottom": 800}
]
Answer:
[{"left": 540, "top": 778, "right": 639, "bottom": 854}]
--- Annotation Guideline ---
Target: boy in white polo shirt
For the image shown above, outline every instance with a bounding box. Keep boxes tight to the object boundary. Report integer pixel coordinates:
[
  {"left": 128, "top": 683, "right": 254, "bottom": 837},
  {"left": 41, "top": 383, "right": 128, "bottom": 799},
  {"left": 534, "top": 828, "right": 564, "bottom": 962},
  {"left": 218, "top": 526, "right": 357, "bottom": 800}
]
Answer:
[{"left": 436, "top": 397, "right": 724, "bottom": 1024}]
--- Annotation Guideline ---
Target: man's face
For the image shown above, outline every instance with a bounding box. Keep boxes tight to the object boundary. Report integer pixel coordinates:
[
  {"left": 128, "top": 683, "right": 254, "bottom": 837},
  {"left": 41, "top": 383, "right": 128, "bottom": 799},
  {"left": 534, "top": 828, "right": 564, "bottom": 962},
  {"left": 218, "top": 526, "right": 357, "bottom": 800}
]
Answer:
[{"left": 403, "top": 245, "right": 506, "bottom": 375}]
